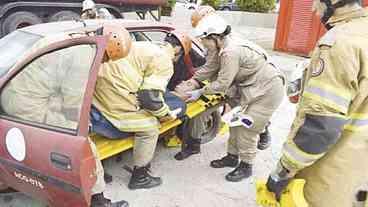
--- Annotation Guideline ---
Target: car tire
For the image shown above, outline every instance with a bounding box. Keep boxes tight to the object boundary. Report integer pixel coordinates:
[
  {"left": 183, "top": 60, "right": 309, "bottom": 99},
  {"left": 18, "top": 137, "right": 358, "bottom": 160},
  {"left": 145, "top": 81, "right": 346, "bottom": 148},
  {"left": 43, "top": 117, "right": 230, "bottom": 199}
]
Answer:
[
  {"left": 222, "top": 7, "right": 231, "bottom": 11},
  {"left": 2, "top": 11, "right": 42, "bottom": 35},
  {"left": 188, "top": 107, "right": 222, "bottom": 144},
  {"left": 49, "top": 10, "right": 80, "bottom": 22}
]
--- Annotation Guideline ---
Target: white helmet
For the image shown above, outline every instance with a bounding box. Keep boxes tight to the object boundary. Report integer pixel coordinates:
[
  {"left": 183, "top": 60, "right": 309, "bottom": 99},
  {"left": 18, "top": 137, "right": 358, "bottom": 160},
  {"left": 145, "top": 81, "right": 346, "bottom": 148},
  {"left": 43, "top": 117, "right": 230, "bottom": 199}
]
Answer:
[
  {"left": 82, "top": 0, "right": 96, "bottom": 12},
  {"left": 193, "top": 14, "right": 230, "bottom": 38}
]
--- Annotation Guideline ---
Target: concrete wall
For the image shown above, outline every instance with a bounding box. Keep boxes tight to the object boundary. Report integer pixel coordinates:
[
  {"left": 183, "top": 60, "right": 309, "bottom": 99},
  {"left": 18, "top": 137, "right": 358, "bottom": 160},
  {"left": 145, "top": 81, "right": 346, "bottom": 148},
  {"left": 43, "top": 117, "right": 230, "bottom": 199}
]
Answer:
[{"left": 217, "top": 11, "right": 278, "bottom": 29}]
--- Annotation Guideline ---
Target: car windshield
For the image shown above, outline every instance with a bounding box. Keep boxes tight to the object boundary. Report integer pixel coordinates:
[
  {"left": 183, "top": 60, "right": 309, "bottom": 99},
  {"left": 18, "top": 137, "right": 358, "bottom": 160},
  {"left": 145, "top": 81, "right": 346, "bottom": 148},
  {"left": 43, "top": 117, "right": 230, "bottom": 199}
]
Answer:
[{"left": 0, "top": 31, "right": 41, "bottom": 78}]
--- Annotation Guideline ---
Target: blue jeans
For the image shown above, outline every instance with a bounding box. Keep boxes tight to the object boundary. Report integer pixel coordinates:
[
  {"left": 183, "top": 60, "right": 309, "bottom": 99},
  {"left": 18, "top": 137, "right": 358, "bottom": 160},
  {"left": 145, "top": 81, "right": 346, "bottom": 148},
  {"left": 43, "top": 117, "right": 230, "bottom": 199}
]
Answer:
[
  {"left": 90, "top": 92, "right": 186, "bottom": 139},
  {"left": 90, "top": 105, "right": 133, "bottom": 139},
  {"left": 164, "top": 91, "right": 187, "bottom": 118}
]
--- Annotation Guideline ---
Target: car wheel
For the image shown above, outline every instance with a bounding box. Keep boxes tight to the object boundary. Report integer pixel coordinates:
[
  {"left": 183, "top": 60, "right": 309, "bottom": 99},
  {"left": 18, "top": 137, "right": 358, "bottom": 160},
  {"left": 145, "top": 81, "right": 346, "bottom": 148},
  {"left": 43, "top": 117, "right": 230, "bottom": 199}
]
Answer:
[
  {"left": 222, "top": 7, "right": 231, "bottom": 11},
  {"left": 188, "top": 107, "right": 222, "bottom": 144},
  {"left": 49, "top": 10, "right": 80, "bottom": 22},
  {"left": 2, "top": 11, "right": 42, "bottom": 35}
]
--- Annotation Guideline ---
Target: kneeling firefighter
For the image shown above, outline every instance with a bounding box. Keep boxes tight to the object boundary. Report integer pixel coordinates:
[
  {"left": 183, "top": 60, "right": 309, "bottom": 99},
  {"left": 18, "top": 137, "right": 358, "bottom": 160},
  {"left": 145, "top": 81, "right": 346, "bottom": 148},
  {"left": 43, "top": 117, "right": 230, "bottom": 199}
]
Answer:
[
  {"left": 187, "top": 14, "right": 285, "bottom": 182},
  {"left": 263, "top": 0, "right": 368, "bottom": 206}
]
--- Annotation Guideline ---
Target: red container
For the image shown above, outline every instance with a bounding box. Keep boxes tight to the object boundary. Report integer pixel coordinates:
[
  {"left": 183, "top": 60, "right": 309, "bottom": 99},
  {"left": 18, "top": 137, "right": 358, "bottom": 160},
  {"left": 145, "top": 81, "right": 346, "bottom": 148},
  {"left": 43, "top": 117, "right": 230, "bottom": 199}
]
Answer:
[{"left": 274, "top": 0, "right": 368, "bottom": 56}]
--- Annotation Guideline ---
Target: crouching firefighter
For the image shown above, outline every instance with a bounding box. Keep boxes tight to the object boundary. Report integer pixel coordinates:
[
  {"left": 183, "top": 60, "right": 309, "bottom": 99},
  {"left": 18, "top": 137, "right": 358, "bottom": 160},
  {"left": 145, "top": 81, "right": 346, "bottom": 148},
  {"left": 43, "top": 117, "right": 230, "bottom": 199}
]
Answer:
[
  {"left": 264, "top": 1, "right": 368, "bottom": 206},
  {"left": 92, "top": 27, "right": 191, "bottom": 190},
  {"left": 188, "top": 14, "right": 285, "bottom": 182}
]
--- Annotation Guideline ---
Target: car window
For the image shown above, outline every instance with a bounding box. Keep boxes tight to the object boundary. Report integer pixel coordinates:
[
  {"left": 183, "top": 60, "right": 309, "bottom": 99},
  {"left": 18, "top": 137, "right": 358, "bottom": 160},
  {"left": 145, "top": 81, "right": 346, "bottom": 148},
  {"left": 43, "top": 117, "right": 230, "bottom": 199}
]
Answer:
[
  {"left": 0, "top": 44, "right": 97, "bottom": 131},
  {"left": 0, "top": 31, "right": 41, "bottom": 78},
  {"left": 130, "top": 32, "right": 150, "bottom": 41},
  {"left": 132, "top": 31, "right": 168, "bottom": 42}
]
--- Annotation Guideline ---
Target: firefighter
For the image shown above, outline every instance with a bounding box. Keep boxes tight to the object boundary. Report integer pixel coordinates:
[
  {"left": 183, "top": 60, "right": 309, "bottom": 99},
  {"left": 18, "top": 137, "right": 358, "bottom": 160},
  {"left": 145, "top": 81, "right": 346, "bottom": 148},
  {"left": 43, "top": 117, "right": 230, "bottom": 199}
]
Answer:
[
  {"left": 170, "top": 5, "right": 219, "bottom": 161},
  {"left": 190, "top": 5, "right": 216, "bottom": 28},
  {"left": 164, "top": 30, "right": 205, "bottom": 115},
  {"left": 165, "top": 31, "right": 206, "bottom": 92},
  {"left": 81, "top": 0, "right": 114, "bottom": 20},
  {"left": 187, "top": 14, "right": 284, "bottom": 182},
  {"left": 163, "top": 31, "right": 211, "bottom": 160},
  {"left": 81, "top": 0, "right": 99, "bottom": 19},
  {"left": 265, "top": 1, "right": 368, "bottom": 206},
  {"left": 177, "top": 6, "right": 273, "bottom": 158},
  {"left": 92, "top": 29, "right": 193, "bottom": 190},
  {"left": 90, "top": 25, "right": 132, "bottom": 207}
]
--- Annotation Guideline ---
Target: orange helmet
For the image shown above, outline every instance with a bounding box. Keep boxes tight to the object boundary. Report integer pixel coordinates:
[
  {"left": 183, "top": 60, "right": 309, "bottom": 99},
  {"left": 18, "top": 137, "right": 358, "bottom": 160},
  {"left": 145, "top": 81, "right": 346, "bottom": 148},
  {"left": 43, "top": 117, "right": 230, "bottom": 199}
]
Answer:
[
  {"left": 191, "top": 5, "right": 216, "bottom": 28},
  {"left": 165, "top": 31, "right": 192, "bottom": 56},
  {"left": 103, "top": 24, "right": 132, "bottom": 61}
]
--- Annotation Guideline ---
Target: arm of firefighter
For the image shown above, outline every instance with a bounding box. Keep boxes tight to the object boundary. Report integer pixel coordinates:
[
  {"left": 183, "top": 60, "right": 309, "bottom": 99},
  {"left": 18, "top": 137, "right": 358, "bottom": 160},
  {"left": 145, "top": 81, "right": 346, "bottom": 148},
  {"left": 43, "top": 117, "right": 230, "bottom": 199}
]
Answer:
[
  {"left": 202, "top": 48, "right": 240, "bottom": 95},
  {"left": 193, "top": 48, "right": 220, "bottom": 82},
  {"left": 137, "top": 89, "right": 169, "bottom": 118},
  {"left": 139, "top": 52, "right": 174, "bottom": 118},
  {"left": 279, "top": 44, "right": 359, "bottom": 174}
]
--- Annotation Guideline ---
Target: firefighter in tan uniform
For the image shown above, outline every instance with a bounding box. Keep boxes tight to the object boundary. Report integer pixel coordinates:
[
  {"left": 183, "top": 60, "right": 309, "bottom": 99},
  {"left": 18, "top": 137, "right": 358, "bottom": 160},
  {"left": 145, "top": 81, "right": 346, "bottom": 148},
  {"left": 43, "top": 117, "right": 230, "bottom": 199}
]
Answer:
[
  {"left": 265, "top": 1, "right": 368, "bottom": 206},
  {"left": 186, "top": 14, "right": 285, "bottom": 182},
  {"left": 174, "top": 7, "right": 274, "bottom": 161},
  {"left": 92, "top": 31, "right": 192, "bottom": 190},
  {"left": 89, "top": 26, "right": 131, "bottom": 207}
]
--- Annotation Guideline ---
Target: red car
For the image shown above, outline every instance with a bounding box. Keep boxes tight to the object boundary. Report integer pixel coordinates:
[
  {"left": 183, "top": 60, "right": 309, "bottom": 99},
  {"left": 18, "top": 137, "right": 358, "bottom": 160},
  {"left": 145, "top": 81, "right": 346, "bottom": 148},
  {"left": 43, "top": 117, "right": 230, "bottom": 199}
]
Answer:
[{"left": 0, "top": 19, "right": 224, "bottom": 206}]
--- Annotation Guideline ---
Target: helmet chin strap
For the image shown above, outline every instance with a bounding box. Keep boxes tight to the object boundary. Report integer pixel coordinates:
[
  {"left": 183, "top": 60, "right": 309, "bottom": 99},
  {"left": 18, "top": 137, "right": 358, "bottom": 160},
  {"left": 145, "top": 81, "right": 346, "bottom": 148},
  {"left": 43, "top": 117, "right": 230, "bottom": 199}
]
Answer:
[
  {"left": 214, "top": 37, "right": 221, "bottom": 51},
  {"left": 320, "top": 0, "right": 357, "bottom": 30},
  {"left": 207, "top": 35, "right": 221, "bottom": 51}
]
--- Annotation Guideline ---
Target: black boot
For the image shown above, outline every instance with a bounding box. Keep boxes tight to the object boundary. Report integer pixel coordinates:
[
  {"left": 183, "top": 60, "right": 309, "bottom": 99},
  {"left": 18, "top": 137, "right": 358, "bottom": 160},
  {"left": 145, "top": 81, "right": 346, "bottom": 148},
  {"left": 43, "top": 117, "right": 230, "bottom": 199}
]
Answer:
[
  {"left": 210, "top": 153, "right": 239, "bottom": 168},
  {"left": 91, "top": 193, "right": 129, "bottom": 207},
  {"left": 174, "top": 138, "right": 201, "bottom": 160},
  {"left": 128, "top": 166, "right": 162, "bottom": 190},
  {"left": 225, "top": 161, "right": 252, "bottom": 182},
  {"left": 257, "top": 124, "right": 271, "bottom": 150}
]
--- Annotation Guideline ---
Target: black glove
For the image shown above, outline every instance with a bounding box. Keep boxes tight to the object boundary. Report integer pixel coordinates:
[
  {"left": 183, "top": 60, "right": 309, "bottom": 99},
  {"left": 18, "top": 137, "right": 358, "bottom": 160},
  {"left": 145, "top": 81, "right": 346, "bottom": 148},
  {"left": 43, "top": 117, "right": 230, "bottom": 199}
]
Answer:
[{"left": 266, "top": 175, "right": 290, "bottom": 201}]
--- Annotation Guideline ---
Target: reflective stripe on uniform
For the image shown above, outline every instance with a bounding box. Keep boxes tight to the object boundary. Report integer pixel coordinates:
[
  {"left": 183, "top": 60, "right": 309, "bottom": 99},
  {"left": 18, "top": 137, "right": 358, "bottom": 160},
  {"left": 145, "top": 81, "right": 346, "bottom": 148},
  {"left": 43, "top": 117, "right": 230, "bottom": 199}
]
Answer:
[
  {"left": 281, "top": 141, "right": 324, "bottom": 170},
  {"left": 108, "top": 112, "right": 160, "bottom": 132},
  {"left": 344, "top": 113, "right": 368, "bottom": 131},
  {"left": 280, "top": 114, "right": 347, "bottom": 171},
  {"left": 308, "top": 79, "right": 352, "bottom": 100},
  {"left": 304, "top": 86, "right": 350, "bottom": 110},
  {"left": 303, "top": 79, "right": 352, "bottom": 114},
  {"left": 148, "top": 104, "right": 169, "bottom": 118}
]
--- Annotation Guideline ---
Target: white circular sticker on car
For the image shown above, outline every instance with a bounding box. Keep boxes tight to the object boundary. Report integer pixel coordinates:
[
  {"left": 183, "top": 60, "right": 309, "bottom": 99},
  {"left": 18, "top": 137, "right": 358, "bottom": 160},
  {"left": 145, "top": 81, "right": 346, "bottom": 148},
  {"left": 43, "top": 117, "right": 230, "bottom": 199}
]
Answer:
[{"left": 5, "top": 128, "right": 26, "bottom": 162}]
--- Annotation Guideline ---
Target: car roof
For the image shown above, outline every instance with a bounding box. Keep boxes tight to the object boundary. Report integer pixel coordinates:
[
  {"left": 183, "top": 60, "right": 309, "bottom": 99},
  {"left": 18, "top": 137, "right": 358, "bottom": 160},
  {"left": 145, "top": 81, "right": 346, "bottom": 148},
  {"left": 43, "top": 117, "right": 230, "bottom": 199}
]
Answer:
[{"left": 19, "top": 19, "right": 174, "bottom": 37}]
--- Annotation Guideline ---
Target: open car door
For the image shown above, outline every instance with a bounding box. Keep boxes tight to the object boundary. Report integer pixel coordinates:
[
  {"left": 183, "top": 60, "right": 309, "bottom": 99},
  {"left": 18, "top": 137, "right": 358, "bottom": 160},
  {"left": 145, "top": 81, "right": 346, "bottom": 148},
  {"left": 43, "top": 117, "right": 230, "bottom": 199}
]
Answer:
[{"left": 0, "top": 36, "right": 107, "bottom": 207}]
